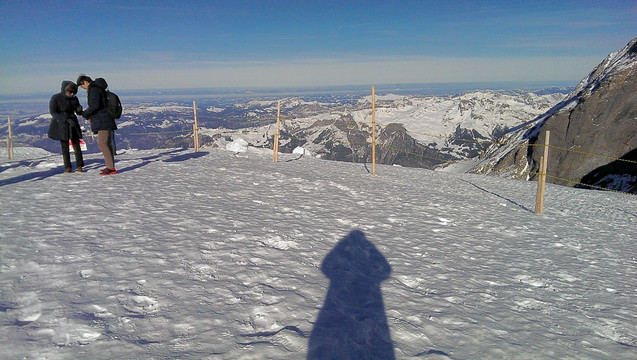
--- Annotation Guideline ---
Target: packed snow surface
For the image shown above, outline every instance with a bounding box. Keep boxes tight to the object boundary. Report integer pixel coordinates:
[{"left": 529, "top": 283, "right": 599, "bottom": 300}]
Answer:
[{"left": 1, "top": 146, "right": 636, "bottom": 359}]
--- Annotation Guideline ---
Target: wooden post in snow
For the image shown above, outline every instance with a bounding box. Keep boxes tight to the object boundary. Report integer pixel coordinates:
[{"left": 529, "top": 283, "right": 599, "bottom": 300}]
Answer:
[
  {"left": 192, "top": 101, "right": 200, "bottom": 152},
  {"left": 273, "top": 100, "right": 281, "bottom": 162},
  {"left": 371, "top": 86, "right": 376, "bottom": 176},
  {"left": 534, "top": 131, "right": 550, "bottom": 215},
  {"left": 535, "top": 156, "right": 546, "bottom": 214},
  {"left": 7, "top": 117, "right": 14, "bottom": 160}
]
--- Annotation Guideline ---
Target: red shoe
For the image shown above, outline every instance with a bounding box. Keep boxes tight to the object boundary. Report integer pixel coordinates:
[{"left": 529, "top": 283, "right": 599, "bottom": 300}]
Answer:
[{"left": 101, "top": 168, "right": 117, "bottom": 175}]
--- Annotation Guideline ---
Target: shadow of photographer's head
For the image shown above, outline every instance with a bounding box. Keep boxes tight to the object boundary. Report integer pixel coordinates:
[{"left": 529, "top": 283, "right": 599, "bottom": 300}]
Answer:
[
  {"left": 321, "top": 230, "right": 391, "bottom": 285},
  {"left": 308, "top": 230, "right": 395, "bottom": 360}
]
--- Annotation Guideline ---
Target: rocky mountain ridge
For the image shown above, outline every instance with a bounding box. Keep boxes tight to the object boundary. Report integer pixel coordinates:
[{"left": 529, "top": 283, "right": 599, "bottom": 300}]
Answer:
[{"left": 472, "top": 37, "right": 637, "bottom": 193}]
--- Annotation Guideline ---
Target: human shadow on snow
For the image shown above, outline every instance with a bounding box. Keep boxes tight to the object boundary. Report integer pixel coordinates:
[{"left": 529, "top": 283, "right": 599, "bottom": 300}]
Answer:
[
  {"left": 0, "top": 149, "right": 209, "bottom": 185},
  {"left": 116, "top": 150, "right": 209, "bottom": 173},
  {"left": 161, "top": 150, "right": 209, "bottom": 163},
  {"left": 307, "top": 230, "right": 395, "bottom": 360},
  {"left": 0, "top": 158, "right": 103, "bottom": 187},
  {"left": 112, "top": 148, "right": 191, "bottom": 173}
]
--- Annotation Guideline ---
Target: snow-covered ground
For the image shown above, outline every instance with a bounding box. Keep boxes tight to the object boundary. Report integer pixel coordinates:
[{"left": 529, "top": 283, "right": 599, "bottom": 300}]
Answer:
[{"left": 1, "top": 145, "right": 636, "bottom": 359}]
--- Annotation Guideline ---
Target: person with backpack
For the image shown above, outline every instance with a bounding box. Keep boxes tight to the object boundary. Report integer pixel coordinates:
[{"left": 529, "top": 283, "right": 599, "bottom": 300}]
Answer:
[
  {"left": 48, "top": 81, "right": 85, "bottom": 173},
  {"left": 76, "top": 74, "right": 118, "bottom": 175}
]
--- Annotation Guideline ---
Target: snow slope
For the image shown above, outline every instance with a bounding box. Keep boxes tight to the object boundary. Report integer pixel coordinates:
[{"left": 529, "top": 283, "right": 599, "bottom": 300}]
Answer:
[{"left": 1, "top": 145, "right": 636, "bottom": 359}]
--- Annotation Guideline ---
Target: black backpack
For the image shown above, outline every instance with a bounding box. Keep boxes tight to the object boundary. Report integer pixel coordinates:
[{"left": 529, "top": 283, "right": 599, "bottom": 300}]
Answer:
[{"left": 104, "top": 89, "right": 123, "bottom": 119}]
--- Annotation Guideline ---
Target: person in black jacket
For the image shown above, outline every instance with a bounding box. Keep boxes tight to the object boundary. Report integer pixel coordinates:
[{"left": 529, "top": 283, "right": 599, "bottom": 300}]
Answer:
[
  {"left": 77, "top": 74, "right": 118, "bottom": 175},
  {"left": 48, "top": 81, "right": 85, "bottom": 173}
]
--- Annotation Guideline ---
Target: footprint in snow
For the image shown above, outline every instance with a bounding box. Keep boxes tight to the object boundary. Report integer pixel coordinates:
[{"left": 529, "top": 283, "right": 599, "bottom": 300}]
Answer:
[
  {"left": 27, "top": 320, "right": 102, "bottom": 346},
  {"left": 2, "top": 291, "right": 42, "bottom": 325},
  {"left": 120, "top": 295, "right": 160, "bottom": 316}
]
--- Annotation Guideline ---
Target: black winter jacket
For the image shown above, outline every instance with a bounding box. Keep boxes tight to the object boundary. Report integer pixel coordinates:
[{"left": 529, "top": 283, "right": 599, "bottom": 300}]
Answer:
[
  {"left": 48, "top": 80, "right": 83, "bottom": 141},
  {"left": 82, "top": 78, "right": 117, "bottom": 133}
]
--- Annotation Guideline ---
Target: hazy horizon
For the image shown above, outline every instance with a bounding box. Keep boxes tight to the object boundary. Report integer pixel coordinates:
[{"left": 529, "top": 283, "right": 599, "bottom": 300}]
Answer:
[
  {"left": 2, "top": 1, "right": 634, "bottom": 96},
  {"left": 0, "top": 80, "right": 576, "bottom": 102}
]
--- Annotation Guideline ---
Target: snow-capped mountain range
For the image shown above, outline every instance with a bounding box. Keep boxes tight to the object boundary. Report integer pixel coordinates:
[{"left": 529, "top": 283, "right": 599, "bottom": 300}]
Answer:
[
  {"left": 189, "top": 90, "right": 566, "bottom": 168},
  {"left": 4, "top": 89, "right": 567, "bottom": 170}
]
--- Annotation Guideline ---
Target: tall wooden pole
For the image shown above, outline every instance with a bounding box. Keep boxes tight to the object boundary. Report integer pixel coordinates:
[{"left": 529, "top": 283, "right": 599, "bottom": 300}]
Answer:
[
  {"left": 192, "top": 101, "right": 200, "bottom": 152},
  {"left": 534, "top": 131, "right": 550, "bottom": 214},
  {"left": 535, "top": 156, "right": 546, "bottom": 214},
  {"left": 371, "top": 86, "right": 376, "bottom": 176},
  {"left": 7, "top": 117, "right": 14, "bottom": 160},
  {"left": 273, "top": 100, "right": 280, "bottom": 162}
]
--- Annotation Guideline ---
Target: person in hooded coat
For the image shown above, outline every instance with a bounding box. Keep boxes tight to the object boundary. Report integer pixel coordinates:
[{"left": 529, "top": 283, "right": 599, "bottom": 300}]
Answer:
[
  {"left": 77, "top": 74, "right": 118, "bottom": 175},
  {"left": 48, "top": 81, "right": 85, "bottom": 173}
]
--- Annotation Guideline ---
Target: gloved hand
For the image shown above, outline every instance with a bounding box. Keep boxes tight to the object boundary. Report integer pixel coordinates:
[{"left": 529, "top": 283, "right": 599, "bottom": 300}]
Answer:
[{"left": 76, "top": 105, "right": 83, "bottom": 115}]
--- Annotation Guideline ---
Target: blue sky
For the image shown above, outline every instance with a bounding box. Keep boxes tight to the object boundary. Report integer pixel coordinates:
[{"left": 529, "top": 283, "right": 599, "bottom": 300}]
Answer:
[{"left": 1, "top": 0, "right": 635, "bottom": 95}]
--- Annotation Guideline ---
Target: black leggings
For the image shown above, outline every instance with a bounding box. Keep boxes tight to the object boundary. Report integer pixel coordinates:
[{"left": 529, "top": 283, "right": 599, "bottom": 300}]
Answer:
[{"left": 60, "top": 138, "right": 84, "bottom": 169}]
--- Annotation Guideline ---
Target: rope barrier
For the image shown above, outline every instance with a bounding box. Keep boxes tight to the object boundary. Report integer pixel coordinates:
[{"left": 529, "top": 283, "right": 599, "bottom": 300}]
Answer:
[
  {"left": 544, "top": 173, "right": 637, "bottom": 196},
  {"left": 278, "top": 117, "right": 634, "bottom": 166},
  {"left": 4, "top": 108, "right": 634, "bottom": 196},
  {"left": 323, "top": 119, "right": 634, "bottom": 167},
  {"left": 125, "top": 129, "right": 192, "bottom": 136},
  {"left": 277, "top": 123, "right": 635, "bottom": 196},
  {"left": 547, "top": 144, "right": 637, "bottom": 165},
  {"left": 4, "top": 117, "right": 632, "bottom": 167}
]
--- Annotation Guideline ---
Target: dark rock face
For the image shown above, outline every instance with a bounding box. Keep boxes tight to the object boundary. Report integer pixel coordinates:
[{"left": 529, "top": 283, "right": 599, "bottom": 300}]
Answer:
[
  {"left": 478, "top": 38, "right": 637, "bottom": 193},
  {"left": 375, "top": 123, "right": 456, "bottom": 168},
  {"left": 577, "top": 148, "right": 637, "bottom": 193},
  {"left": 279, "top": 118, "right": 457, "bottom": 168},
  {"left": 528, "top": 69, "right": 637, "bottom": 187}
]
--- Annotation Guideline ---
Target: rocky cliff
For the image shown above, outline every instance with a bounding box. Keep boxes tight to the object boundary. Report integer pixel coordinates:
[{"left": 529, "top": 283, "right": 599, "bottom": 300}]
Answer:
[{"left": 474, "top": 38, "right": 637, "bottom": 193}]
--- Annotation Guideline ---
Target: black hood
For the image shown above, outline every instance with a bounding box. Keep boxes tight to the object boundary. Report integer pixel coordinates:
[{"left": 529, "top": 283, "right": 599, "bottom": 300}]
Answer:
[
  {"left": 92, "top": 78, "right": 108, "bottom": 90},
  {"left": 60, "top": 80, "right": 74, "bottom": 94}
]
